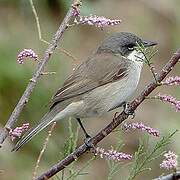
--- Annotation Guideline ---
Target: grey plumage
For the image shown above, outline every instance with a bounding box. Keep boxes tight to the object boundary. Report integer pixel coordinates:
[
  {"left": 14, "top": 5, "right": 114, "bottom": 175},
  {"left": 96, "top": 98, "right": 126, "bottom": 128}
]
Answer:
[{"left": 12, "top": 32, "right": 157, "bottom": 151}]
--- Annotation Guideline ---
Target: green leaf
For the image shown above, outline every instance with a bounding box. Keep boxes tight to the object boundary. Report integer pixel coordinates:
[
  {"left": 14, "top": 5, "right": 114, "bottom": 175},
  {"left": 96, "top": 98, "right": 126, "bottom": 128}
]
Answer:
[{"left": 128, "top": 130, "right": 177, "bottom": 180}]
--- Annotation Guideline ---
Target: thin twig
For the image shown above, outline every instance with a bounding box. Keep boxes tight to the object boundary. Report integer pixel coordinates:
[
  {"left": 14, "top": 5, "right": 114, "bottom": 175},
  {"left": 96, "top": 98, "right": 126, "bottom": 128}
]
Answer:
[
  {"left": 36, "top": 49, "right": 180, "bottom": 180},
  {"left": 148, "top": 61, "right": 158, "bottom": 83},
  {"left": 66, "top": 156, "right": 95, "bottom": 180},
  {"left": 136, "top": 43, "right": 159, "bottom": 84},
  {"left": 29, "top": 0, "right": 80, "bottom": 63},
  {"left": 41, "top": 71, "right": 56, "bottom": 76},
  {"left": 32, "top": 122, "right": 56, "bottom": 180},
  {"left": 0, "top": 0, "right": 79, "bottom": 147}
]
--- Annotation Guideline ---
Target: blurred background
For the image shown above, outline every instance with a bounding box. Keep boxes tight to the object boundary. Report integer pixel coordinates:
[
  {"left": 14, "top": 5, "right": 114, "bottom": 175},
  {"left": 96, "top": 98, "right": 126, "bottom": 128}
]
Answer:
[{"left": 0, "top": 0, "right": 180, "bottom": 179}]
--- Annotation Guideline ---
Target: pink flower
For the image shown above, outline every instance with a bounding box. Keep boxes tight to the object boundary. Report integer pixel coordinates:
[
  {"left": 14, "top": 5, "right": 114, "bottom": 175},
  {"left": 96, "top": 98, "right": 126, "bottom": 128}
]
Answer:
[
  {"left": 74, "top": 15, "right": 121, "bottom": 28},
  {"left": 9, "top": 123, "right": 29, "bottom": 141},
  {"left": 162, "top": 76, "right": 180, "bottom": 86},
  {"left": 72, "top": 5, "right": 80, "bottom": 17},
  {"left": 156, "top": 94, "right": 180, "bottom": 112},
  {"left": 95, "top": 147, "right": 132, "bottom": 161},
  {"left": 17, "top": 49, "right": 38, "bottom": 64},
  {"left": 123, "top": 122, "right": 160, "bottom": 137},
  {"left": 160, "top": 151, "right": 178, "bottom": 170}
]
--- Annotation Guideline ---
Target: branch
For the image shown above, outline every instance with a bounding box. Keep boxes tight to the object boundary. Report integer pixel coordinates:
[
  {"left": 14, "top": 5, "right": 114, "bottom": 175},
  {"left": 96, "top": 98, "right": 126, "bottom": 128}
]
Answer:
[
  {"left": 29, "top": 0, "right": 80, "bottom": 63},
  {"left": 0, "top": 0, "right": 80, "bottom": 147},
  {"left": 154, "top": 171, "right": 180, "bottom": 180},
  {"left": 32, "top": 122, "right": 56, "bottom": 180},
  {"left": 36, "top": 49, "right": 180, "bottom": 180}
]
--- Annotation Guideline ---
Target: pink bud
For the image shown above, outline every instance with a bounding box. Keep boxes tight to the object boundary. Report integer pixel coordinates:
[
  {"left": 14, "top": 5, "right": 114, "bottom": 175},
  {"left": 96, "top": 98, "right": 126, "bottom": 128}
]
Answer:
[{"left": 17, "top": 49, "right": 38, "bottom": 64}]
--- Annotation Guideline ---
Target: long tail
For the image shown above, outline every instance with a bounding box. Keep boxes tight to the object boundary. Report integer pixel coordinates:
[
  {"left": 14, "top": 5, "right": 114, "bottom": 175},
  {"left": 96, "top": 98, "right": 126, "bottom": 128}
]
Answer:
[{"left": 12, "top": 107, "right": 60, "bottom": 151}]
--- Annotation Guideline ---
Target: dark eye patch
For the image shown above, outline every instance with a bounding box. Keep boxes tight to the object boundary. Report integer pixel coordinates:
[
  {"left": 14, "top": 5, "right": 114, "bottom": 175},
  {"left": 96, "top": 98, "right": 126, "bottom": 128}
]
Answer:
[{"left": 127, "top": 43, "right": 135, "bottom": 51}]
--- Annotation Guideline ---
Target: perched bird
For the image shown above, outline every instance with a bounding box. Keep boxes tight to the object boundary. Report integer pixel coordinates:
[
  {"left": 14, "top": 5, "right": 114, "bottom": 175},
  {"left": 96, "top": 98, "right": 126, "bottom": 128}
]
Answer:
[{"left": 12, "top": 32, "right": 157, "bottom": 151}]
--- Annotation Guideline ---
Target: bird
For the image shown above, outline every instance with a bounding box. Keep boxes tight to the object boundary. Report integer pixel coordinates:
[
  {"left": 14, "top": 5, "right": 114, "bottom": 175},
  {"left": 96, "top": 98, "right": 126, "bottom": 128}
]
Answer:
[{"left": 12, "top": 32, "right": 157, "bottom": 151}]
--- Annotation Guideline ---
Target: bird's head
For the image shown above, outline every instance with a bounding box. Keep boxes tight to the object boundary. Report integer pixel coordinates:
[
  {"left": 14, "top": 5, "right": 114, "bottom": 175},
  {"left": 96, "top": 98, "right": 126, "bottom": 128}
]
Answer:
[{"left": 97, "top": 32, "right": 157, "bottom": 61}]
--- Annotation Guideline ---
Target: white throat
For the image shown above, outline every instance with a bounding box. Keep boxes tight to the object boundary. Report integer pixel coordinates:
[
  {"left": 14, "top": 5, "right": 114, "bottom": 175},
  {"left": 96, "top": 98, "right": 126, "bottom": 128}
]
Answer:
[{"left": 127, "top": 50, "right": 144, "bottom": 67}]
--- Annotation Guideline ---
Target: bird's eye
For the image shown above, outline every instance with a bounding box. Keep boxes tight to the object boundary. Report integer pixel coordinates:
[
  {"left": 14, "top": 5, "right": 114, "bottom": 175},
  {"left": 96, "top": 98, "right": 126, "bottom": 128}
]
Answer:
[{"left": 127, "top": 44, "right": 134, "bottom": 51}]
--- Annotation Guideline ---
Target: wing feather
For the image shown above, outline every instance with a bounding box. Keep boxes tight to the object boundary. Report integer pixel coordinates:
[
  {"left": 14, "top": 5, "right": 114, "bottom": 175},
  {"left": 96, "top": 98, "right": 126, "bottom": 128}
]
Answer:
[{"left": 50, "top": 52, "right": 129, "bottom": 108}]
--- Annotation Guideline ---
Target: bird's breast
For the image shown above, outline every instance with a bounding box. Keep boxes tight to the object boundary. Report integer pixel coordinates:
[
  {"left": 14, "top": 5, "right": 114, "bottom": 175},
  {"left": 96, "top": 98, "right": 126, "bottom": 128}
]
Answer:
[{"left": 82, "top": 61, "right": 143, "bottom": 116}]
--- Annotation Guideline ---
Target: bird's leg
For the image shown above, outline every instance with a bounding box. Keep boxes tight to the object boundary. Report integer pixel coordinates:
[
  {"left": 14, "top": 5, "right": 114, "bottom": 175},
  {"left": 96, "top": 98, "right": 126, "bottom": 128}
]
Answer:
[
  {"left": 113, "top": 112, "right": 120, "bottom": 121},
  {"left": 123, "top": 102, "right": 135, "bottom": 119},
  {"left": 76, "top": 118, "right": 94, "bottom": 149},
  {"left": 76, "top": 118, "right": 90, "bottom": 138}
]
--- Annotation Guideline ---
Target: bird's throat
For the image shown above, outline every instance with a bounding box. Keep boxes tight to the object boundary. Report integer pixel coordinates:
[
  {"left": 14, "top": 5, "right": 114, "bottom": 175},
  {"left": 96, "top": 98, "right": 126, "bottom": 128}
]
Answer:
[{"left": 127, "top": 50, "right": 144, "bottom": 67}]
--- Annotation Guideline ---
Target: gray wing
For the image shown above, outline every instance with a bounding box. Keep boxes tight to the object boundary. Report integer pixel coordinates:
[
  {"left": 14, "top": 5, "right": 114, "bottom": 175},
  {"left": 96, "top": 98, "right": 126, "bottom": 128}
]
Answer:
[{"left": 50, "top": 52, "right": 129, "bottom": 108}]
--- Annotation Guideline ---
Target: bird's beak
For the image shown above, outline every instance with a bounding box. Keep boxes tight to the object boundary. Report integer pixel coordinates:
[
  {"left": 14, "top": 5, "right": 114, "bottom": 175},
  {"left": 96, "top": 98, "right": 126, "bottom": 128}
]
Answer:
[{"left": 142, "top": 40, "right": 157, "bottom": 47}]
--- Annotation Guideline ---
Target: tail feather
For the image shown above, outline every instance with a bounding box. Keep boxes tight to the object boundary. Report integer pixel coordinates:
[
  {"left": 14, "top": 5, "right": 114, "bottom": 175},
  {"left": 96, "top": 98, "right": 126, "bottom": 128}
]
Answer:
[{"left": 12, "top": 109, "right": 58, "bottom": 152}]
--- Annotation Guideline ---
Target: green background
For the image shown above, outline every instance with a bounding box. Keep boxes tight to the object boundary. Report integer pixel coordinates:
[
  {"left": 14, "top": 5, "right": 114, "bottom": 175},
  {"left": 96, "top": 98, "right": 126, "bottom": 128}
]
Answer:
[{"left": 0, "top": 0, "right": 180, "bottom": 179}]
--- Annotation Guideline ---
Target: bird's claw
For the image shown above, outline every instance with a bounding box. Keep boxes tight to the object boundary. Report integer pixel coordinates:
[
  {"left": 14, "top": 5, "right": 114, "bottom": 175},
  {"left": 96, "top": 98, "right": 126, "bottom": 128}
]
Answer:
[
  {"left": 123, "top": 103, "right": 135, "bottom": 119},
  {"left": 84, "top": 135, "right": 95, "bottom": 149},
  {"left": 113, "top": 112, "right": 120, "bottom": 121}
]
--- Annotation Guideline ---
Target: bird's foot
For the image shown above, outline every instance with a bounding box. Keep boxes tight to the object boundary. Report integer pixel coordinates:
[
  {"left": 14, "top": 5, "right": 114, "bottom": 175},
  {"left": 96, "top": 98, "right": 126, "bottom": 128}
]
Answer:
[
  {"left": 123, "top": 102, "right": 135, "bottom": 119},
  {"left": 84, "top": 135, "right": 95, "bottom": 150},
  {"left": 113, "top": 112, "right": 120, "bottom": 121}
]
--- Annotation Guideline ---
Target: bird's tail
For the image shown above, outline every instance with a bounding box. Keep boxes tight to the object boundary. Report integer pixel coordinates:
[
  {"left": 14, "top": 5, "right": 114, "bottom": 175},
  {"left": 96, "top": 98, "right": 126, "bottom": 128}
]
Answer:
[{"left": 12, "top": 107, "right": 61, "bottom": 151}]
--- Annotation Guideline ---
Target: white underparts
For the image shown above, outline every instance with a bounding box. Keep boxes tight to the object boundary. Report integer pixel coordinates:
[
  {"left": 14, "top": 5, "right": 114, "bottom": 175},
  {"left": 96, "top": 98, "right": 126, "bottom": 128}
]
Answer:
[
  {"left": 53, "top": 101, "right": 84, "bottom": 121},
  {"left": 127, "top": 50, "right": 144, "bottom": 67},
  {"left": 54, "top": 50, "right": 145, "bottom": 118}
]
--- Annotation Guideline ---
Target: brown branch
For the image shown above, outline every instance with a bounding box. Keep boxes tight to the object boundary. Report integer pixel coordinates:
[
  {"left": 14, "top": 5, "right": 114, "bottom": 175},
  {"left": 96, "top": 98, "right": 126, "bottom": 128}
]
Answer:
[
  {"left": 154, "top": 171, "right": 180, "bottom": 180},
  {"left": 36, "top": 49, "right": 180, "bottom": 180},
  {"left": 29, "top": 0, "right": 80, "bottom": 63},
  {"left": 0, "top": 0, "right": 81, "bottom": 147}
]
